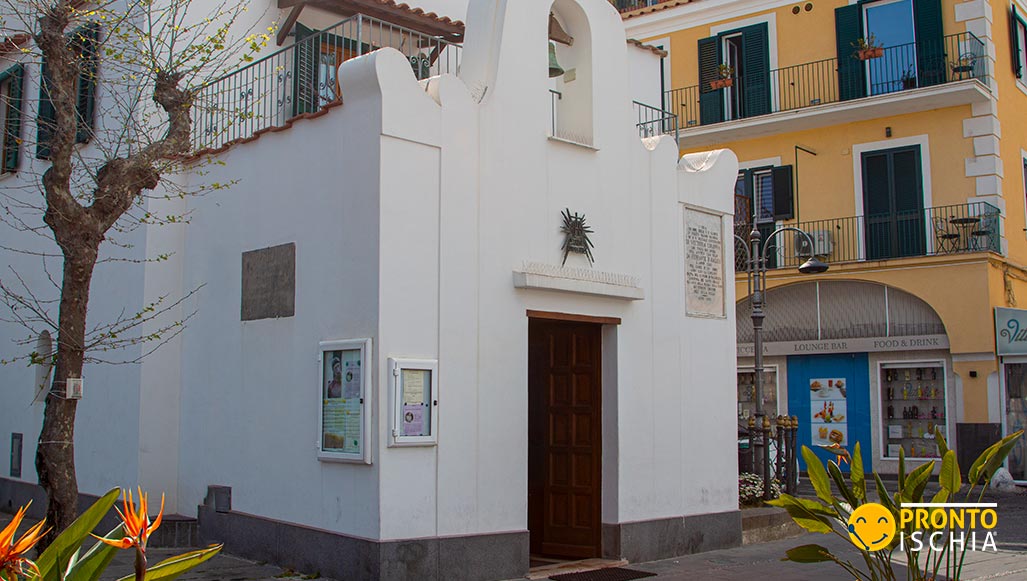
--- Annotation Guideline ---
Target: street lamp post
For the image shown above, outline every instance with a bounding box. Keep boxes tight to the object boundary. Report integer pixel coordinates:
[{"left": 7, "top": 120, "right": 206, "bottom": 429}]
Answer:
[{"left": 735, "top": 224, "right": 828, "bottom": 500}]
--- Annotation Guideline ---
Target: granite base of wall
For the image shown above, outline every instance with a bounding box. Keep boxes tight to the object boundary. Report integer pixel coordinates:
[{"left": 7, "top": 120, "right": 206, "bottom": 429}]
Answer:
[
  {"left": 197, "top": 488, "right": 529, "bottom": 581},
  {"left": 0, "top": 476, "right": 198, "bottom": 548},
  {"left": 603, "top": 510, "right": 742, "bottom": 563}
]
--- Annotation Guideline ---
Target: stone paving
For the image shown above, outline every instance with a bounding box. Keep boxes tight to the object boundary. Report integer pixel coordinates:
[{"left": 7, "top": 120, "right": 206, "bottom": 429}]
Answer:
[{"left": 5, "top": 486, "right": 1027, "bottom": 580}]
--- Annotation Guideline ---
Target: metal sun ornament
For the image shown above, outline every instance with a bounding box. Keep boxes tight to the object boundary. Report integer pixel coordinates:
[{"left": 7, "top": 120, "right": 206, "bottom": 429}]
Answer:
[{"left": 560, "top": 208, "right": 595, "bottom": 266}]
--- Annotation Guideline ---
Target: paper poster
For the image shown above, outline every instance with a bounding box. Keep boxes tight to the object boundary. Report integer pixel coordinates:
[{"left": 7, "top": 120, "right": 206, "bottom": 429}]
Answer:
[
  {"left": 810, "top": 377, "right": 848, "bottom": 447},
  {"left": 343, "top": 360, "right": 361, "bottom": 399},
  {"left": 402, "top": 369, "right": 427, "bottom": 405},
  {"left": 402, "top": 404, "right": 426, "bottom": 437},
  {"left": 322, "top": 348, "right": 362, "bottom": 454}
]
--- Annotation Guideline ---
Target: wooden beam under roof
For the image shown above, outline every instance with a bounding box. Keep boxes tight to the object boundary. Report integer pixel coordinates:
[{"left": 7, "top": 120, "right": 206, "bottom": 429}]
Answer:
[{"left": 277, "top": 3, "right": 305, "bottom": 45}]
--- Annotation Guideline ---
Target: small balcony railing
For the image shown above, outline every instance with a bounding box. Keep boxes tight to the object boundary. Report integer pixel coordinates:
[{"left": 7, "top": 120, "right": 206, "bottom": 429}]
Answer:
[
  {"left": 668, "top": 32, "right": 986, "bottom": 130},
  {"left": 734, "top": 201, "right": 1001, "bottom": 272},
  {"left": 192, "top": 14, "right": 461, "bottom": 151},
  {"left": 634, "top": 101, "right": 679, "bottom": 142},
  {"left": 610, "top": 0, "right": 676, "bottom": 13}
]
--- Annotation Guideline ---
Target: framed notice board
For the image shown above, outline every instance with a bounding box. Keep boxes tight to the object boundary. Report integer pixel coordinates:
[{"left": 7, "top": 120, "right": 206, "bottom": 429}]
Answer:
[
  {"left": 318, "top": 338, "right": 372, "bottom": 464},
  {"left": 389, "top": 358, "right": 439, "bottom": 446}
]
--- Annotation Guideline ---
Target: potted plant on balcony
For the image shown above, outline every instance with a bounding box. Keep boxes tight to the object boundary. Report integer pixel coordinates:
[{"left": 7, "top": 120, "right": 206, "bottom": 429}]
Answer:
[
  {"left": 851, "top": 34, "right": 884, "bottom": 60},
  {"left": 710, "top": 64, "right": 734, "bottom": 90},
  {"left": 901, "top": 66, "right": 917, "bottom": 89},
  {"left": 950, "top": 53, "right": 976, "bottom": 74}
]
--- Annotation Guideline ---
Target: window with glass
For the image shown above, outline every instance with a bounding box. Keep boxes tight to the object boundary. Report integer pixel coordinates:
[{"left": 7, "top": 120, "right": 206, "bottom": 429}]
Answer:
[
  {"left": 389, "top": 358, "right": 439, "bottom": 446},
  {"left": 0, "top": 64, "right": 23, "bottom": 174},
  {"left": 1013, "top": 5, "right": 1027, "bottom": 80},
  {"left": 863, "top": 0, "right": 917, "bottom": 95},
  {"left": 319, "top": 339, "right": 371, "bottom": 463},
  {"left": 1003, "top": 363, "right": 1027, "bottom": 481},
  {"left": 880, "top": 362, "right": 947, "bottom": 459},
  {"left": 737, "top": 366, "right": 778, "bottom": 420}
]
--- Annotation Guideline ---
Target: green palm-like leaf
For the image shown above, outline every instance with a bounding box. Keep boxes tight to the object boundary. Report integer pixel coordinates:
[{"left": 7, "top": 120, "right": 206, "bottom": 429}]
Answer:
[
  {"left": 850, "top": 442, "right": 866, "bottom": 503},
  {"left": 765, "top": 494, "right": 835, "bottom": 534},
  {"left": 900, "top": 461, "right": 936, "bottom": 504},
  {"left": 783, "top": 544, "right": 837, "bottom": 563},
  {"left": 801, "top": 446, "right": 834, "bottom": 504},
  {"left": 827, "top": 460, "right": 858, "bottom": 508},
  {"left": 116, "top": 545, "right": 222, "bottom": 581},
  {"left": 35, "top": 488, "right": 121, "bottom": 581},
  {"left": 939, "top": 450, "right": 961, "bottom": 494},
  {"left": 935, "top": 429, "right": 950, "bottom": 457},
  {"left": 968, "top": 430, "right": 1023, "bottom": 492},
  {"left": 64, "top": 524, "right": 125, "bottom": 581}
]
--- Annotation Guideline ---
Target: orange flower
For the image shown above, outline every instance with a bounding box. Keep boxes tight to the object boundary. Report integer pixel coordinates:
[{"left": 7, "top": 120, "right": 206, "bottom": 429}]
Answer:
[
  {"left": 0, "top": 502, "right": 48, "bottom": 579},
  {"left": 94, "top": 489, "right": 164, "bottom": 552}
]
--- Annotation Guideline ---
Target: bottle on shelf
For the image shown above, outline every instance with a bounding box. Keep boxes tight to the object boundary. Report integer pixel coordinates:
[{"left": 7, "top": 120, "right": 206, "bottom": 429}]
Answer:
[
  {"left": 905, "top": 370, "right": 911, "bottom": 381},
  {"left": 888, "top": 404, "right": 894, "bottom": 419},
  {"left": 931, "top": 368, "right": 937, "bottom": 380}
]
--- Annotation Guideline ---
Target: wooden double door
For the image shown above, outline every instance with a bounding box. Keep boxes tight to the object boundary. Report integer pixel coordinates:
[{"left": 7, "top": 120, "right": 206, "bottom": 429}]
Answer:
[{"left": 528, "top": 319, "right": 603, "bottom": 559}]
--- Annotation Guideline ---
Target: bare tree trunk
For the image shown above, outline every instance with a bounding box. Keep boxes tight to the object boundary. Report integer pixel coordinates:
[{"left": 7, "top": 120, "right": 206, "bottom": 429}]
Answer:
[{"left": 36, "top": 245, "right": 98, "bottom": 545}]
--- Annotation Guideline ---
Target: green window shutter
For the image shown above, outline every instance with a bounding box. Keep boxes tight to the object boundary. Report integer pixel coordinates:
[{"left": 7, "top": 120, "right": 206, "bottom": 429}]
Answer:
[
  {"left": 2, "top": 64, "right": 24, "bottom": 172},
  {"left": 741, "top": 23, "right": 771, "bottom": 117},
  {"left": 293, "top": 23, "right": 319, "bottom": 116},
  {"left": 697, "top": 35, "right": 724, "bottom": 125},
  {"left": 74, "top": 24, "right": 100, "bottom": 143},
  {"left": 1013, "top": 6, "right": 1024, "bottom": 79},
  {"left": 835, "top": 4, "right": 866, "bottom": 101},
  {"left": 772, "top": 165, "right": 794, "bottom": 221},
  {"left": 742, "top": 169, "right": 755, "bottom": 224},
  {"left": 913, "top": 0, "right": 945, "bottom": 87},
  {"left": 37, "top": 60, "right": 56, "bottom": 160}
]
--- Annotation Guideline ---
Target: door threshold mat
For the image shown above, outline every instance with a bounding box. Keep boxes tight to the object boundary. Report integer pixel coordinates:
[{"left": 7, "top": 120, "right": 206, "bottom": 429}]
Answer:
[{"left": 549, "top": 568, "right": 657, "bottom": 581}]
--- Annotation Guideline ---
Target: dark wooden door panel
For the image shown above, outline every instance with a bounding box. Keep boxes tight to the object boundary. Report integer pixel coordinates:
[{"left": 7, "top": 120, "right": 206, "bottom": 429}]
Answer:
[{"left": 528, "top": 319, "right": 602, "bottom": 559}]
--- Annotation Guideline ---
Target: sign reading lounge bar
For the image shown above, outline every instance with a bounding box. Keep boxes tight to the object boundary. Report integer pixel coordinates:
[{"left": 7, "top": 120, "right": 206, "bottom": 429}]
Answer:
[
  {"left": 996, "top": 307, "right": 1027, "bottom": 356},
  {"left": 738, "top": 334, "right": 949, "bottom": 357}
]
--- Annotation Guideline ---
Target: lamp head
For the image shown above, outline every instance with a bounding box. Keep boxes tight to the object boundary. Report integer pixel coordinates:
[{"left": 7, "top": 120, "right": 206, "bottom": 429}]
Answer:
[{"left": 798, "top": 256, "right": 829, "bottom": 274}]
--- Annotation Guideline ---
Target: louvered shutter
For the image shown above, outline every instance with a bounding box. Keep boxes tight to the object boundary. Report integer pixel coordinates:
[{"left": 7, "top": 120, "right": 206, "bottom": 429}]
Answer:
[
  {"left": 74, "top": 24, "right": 100, "bottom": 143},
  {"left": 2, "top": 65, "right": 24, "bottom": 172},
  {"left": 1013, "top": 6, "right": 1024, "bottom": 79},
  {"left": 36, "top": 59, "right": 56, "bottom": 160},
  {"left": 698, "top": 35, "right": 724, "bottom": 125},
  {"left": 835, "top": 4, "right": 867, "bottom": 101},
  {"left": 913, "top": 0, "right": 945, "bottom": 87},
  {"left": 741, "top": 23, "right": 771, "bottom": 116},
  {"left": 772, "top": 165, "right": 794, "bottom": 221},
  {"left": 293, "top": 24, "right": 319, "bottom": 116}
]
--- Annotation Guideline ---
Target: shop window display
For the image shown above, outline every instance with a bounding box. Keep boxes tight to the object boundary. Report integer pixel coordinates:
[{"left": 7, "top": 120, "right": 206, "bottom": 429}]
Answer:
[
  {"left": 880, "top": 363, "right": 946, "bottom": 459},
  {"left": 737, "top": 367, "right": 778, "bottom": 420}
]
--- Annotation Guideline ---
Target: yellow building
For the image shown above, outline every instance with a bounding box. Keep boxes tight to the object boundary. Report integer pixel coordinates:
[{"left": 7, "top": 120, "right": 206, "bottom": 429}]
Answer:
[{"left": 621, "top": 0, "right": 1027, "bottom": 477}]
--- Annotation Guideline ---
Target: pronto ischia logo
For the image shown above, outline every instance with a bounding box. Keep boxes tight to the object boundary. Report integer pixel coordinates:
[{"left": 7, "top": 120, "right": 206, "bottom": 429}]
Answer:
[{"left": 847, "top": 502, "right": 999, "bottom": 553}]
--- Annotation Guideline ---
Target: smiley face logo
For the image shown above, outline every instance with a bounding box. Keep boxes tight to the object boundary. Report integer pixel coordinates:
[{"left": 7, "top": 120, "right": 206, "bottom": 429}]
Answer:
[{"left": 847, "top": 503, "right": 896, "bottom": 552}]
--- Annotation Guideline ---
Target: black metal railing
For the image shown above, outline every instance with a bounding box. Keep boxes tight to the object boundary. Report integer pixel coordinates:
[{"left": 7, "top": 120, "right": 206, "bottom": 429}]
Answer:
[
  {"left": 633, "top": 101, "right": 679, "bottom": 142},
  {"left": 549, "top": 89, "right": 562, "bottom": 138},
  {"left": 192, "top": 14, "right": 461, "bottom": 151},
  {"left": 611, "top": 0, "right": 675, "bottom": 13},
  {"left": 734, "top": 201, "right": 1001, "bottom": 272},
  {"left": 668, "top": 32, "right": 986, "bottom": 130}
]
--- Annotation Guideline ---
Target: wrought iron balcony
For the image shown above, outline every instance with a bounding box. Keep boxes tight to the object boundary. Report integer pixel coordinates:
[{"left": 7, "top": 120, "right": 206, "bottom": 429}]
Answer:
[
  {"left": 668, "top": 32, "right": 986, "bottom": 131},
  {"left": 611, "top": 0, "right": 677, "bottom": 13},
  {"left": 734, "top": 201, "right": 1001, "bottom": 273},
  {"left": 192, "top": 14, "right": 461, "bottom": 152},
  {"left": 634, "top": 101, "right": 679, "bottom": 142}
]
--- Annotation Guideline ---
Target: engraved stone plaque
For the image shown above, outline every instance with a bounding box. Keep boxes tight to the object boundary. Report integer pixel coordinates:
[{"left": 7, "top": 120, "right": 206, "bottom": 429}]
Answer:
[
  {"left": 241, "top": 243, "right": 296, "bottom": 321},
  {"left": 684, "top": 208, "right": 725, "bottom": 318}
]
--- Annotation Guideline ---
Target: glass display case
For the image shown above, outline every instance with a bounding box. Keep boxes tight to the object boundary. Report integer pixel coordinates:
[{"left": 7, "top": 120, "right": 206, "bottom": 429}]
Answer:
[
  {"left": 737, "top": 367, "right": 778, "bottom": 420},
  {"left": 880, "top": 362, "right": 947, "bottom": 459}
]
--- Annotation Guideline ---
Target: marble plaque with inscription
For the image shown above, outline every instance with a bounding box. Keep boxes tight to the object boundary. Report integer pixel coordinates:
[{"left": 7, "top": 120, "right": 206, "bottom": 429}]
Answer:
[
  {"left": 684, "top": 209, "right": 725, "bottom": 317},
  {"left": 241, "top": 243, "right": 296, "bottom": 321}
]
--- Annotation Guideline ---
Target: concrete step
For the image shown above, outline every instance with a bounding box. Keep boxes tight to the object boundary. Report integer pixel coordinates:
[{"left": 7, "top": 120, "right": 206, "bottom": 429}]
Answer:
[
  {"left": 147, "top": 514, "right": 199, "bottom": 548},
  {"left": 741, "top": 507, "right": 804, "bottom": 545}
]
